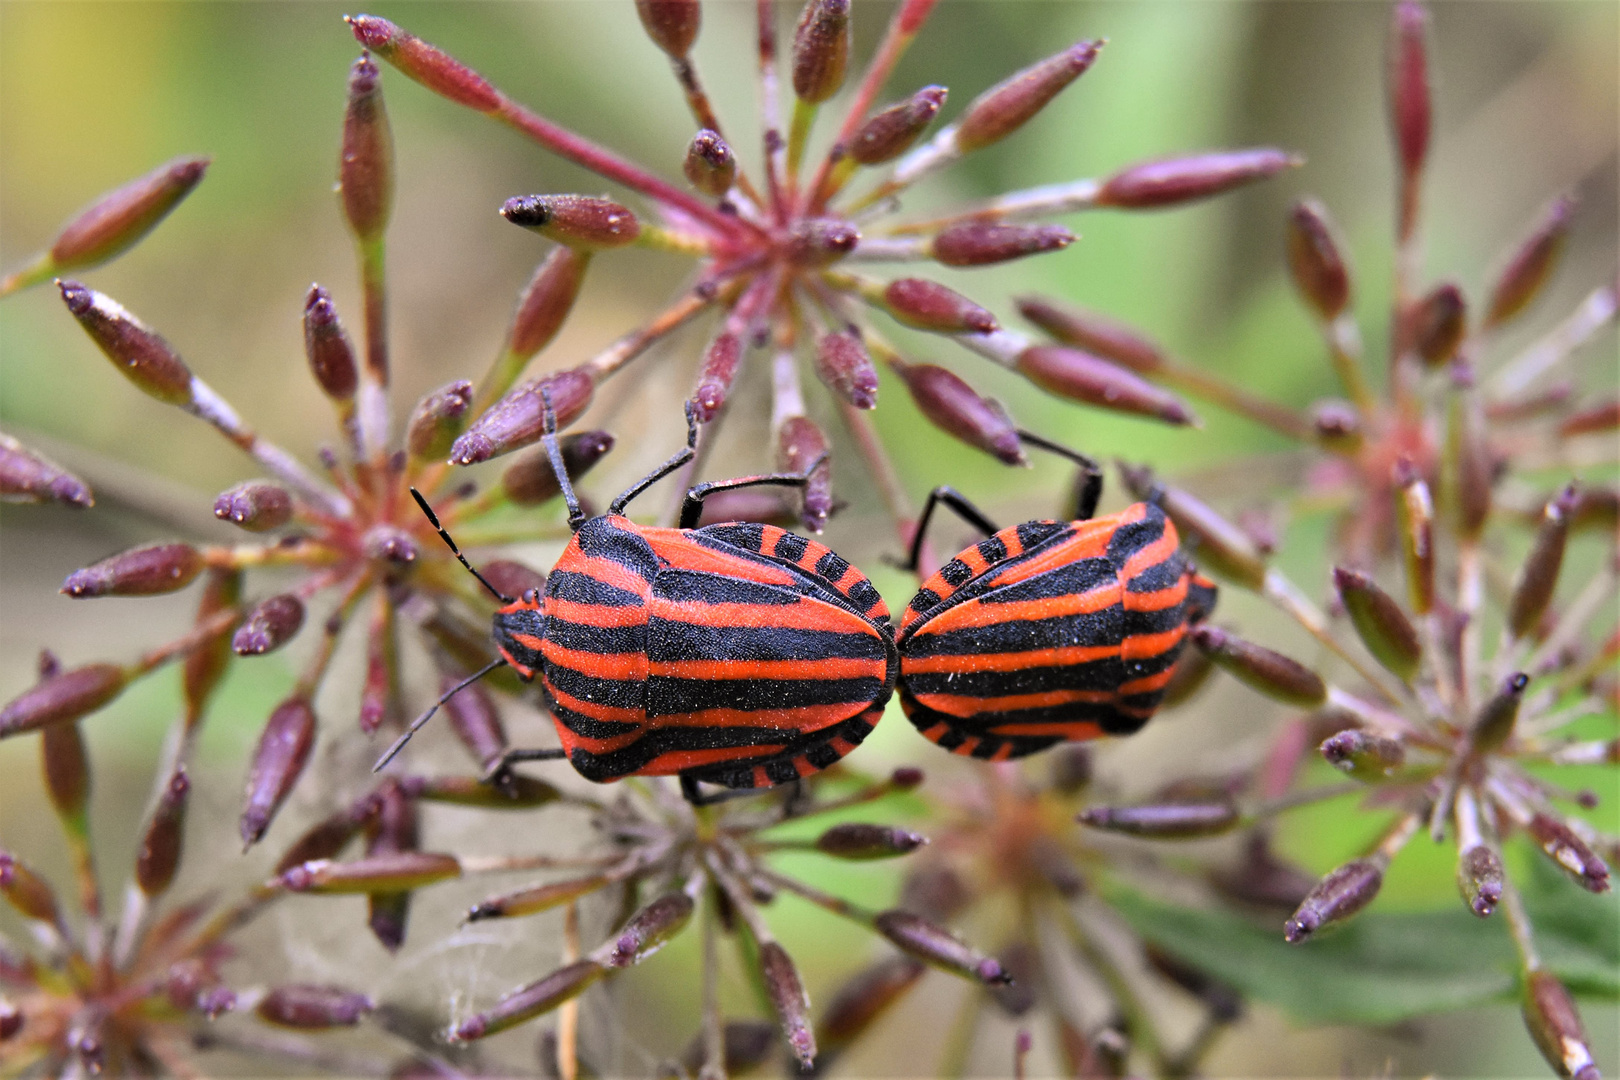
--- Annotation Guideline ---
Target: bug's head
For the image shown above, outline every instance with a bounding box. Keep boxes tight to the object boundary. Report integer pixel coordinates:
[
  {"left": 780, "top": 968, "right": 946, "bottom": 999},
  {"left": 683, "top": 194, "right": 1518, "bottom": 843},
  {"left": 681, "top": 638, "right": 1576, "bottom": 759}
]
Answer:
[{"left": 1184, "top": 569, "right": 1219, "bottom": 626}]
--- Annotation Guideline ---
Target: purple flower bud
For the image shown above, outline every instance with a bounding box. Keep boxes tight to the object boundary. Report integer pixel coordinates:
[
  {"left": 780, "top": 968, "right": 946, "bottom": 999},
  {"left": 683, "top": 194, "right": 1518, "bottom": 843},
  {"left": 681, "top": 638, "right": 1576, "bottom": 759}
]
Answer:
[
  {"left": 634, "top": 0, "right": 701, "bottom": 59},
  {"left": 40, "top": 722, "right": 89, "bottom": 824},
  {"left": 467, "top": 874, "right": 610, "bottom": 921},
  {"left": 1283, "top": 858, "right": 1384, "bottom": 942},
  {"left": 1, "top": 664, "right": 127, "bottom": 738},
  {"left": 932, "top": 222, "right": 1073, "bottom": 267},
  {"left": 213, "top": 481, "right": 293, "bottom": 532},
  {"left": 1456, "top": 845, "right": 1503, "bottom": 918},
  {"left": 874, "top": 909, "right": 1011, "bottom": 985},
  {"left": 1120, "top": 463, "right": 1268, "bottom": 590},
  {"left": 683, "top": 129, "right": 736, "bottom": 196},
  {"left": 58, "top": 281, "right": 194, "bottom": 405},
  {"left": 303, "top": 285, "right": 359, "bottom": 402},
  {"left": 814, "top": 329, "right": 879, "bottom": 409},
  {"left": 1016, "top": 296, "right": 1165, "bottom": 374},
  {"left": 678, "top": 1020, "right": 789, "bottom": 1077},
  {"left": 1471, "top": 672, "right": 1529, "bottom": 754},
  {"left": 816, "top": 957, "right": 926, "bottom": 1055},
  {"left": 1333, "top": 567, "right": 1421, "bottom": 682},
  {"left": 1509, "top": 485, "right": 1576, "bottom": 640},
  {"left": 884, "top": 278, "right": 997, "bottom": 334},
  {"left": 61, "top": 543, "right": 204, "bottom": 599},
  {"left": 0, "top": 433, "right": 93, "bottom": 508},
  {"left": 502, "top": 195, "right": 640, "bottom": 249},
  {"left": 1096, "top": 149, "right": 1298, "bottom": 209},
  {"left": 787, "top": 217, "right": 860, "bottom": 267},
  {"left": 1311, "top": 399, "right": 1362, "bottom": 452},
  {"left": 347, "top": 15, "right": 501, "bottom": 112},
  {"left": 606, "top": 892, "right": 694, "bottom": 967},
  {"left": 1320, "top": 729, "right": 1406, "bottom": 782},
  {"left": 891, "top": 360, "right": 1024, "bottom": 465},
  {"left": 273, "top": 795, "right": 378, "bottom": 876},
  {"left": 340, "top": 53, "right": 394, "bottom": 244},
  {"left": 891, "top": 765, "right": 925, "bottom": 789},
  {"left": 1078, "top": 800, "right": 1240, "bottom": 838},
  {"left": 1191, "top": 625, "right": 1326, "bottom": 707},
  {"left": 1413, "top": 282, "right": 1466, "bottom": 366},
  {"left": 449, "top": 959, "right": 605, "bottom": 1041},
  {"left": 691, "top": 332, "right": 742, "bottom": 422},
  {"left": 451, "top": 368, "right": 595, "bottom": 465},
  {"left": 957, "top": 40, "right": 1102, "bottom": 154},
  {"left": 0, "top": 852, "right": 60, "bottom": 924},
  {"left": 1286, "top": 199, "right": 1351, "bottom": 320},
  {"left": 814, "top": 823, "right": 928, "bottom": 860},
  {"left": 777, "top": 417, "right": 833, "bottom": 534},
  {"left": 1016, "top": 346, "right": 1196, "bottom": 425},
  {"left": 1522, "top": 970, "right": 1601, "bottom": 1080},
  {"left": 136, "top": 767, "right": 190, "bottom": 897},
  {"left": 1387, "top": 1, "right": 1431, "bottom": 208},
  {"left": 1486, "top": 195, "right": 1576, "bottom": 329},
  {"left": 256, "top": 985, "right": 374, "bottom": 1029},
  {"left": 279, "top": 851, "right": 460, "bottom": 894},
  {"left": 792, "top": 0, "right": 851, "bottom": 104},
  {"left": 847, "top": 86, "right": 947, "bottom": 168},
  {"left": 758, "top": 941, "right": 816, "bottom": 1067},
  {"left": 240, "top": 697, "right": 317, "bottom": 848},
  {"left": 231, "top": 594, "right": 306, "bottom": 657},
  {"left": 406, "top": 380, "right": 473, "bottom": 460},
  {"left": 502, "top": 430, "right": 615, "bottom": 507},
  {"left": 1526, "top": 813, "right": 1610, "bottom": 893},
  {"left": 506, "top": 247, "right": 588, "bottom": 366},
  {"left": 43, "top": 156, "right": 210, "bottom": 274}
]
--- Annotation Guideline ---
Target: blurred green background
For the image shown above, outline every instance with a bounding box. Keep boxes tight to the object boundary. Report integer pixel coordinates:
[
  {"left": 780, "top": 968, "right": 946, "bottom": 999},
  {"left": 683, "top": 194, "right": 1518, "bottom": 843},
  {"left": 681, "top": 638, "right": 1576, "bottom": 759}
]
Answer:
[{"left": 1, "top": 2, "right": 1615, "bottom": 1076}]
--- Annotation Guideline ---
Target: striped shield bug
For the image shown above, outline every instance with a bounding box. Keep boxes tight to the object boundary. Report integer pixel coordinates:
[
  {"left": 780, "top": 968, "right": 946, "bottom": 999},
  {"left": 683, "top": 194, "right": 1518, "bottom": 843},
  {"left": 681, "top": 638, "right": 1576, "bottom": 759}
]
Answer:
[
  {"left": 896, "top": 432, "right": 1216, "bottom": 760},
  {"left": 379, "top": 398, "right": 897, "bottom": 805}
]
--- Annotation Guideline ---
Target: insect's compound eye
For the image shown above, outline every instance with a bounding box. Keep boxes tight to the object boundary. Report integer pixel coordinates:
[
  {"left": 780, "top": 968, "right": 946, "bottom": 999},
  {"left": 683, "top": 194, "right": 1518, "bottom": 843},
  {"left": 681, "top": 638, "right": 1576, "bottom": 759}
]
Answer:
[{"left": 522, "top": 588, "right": 542, "bottom": 606}]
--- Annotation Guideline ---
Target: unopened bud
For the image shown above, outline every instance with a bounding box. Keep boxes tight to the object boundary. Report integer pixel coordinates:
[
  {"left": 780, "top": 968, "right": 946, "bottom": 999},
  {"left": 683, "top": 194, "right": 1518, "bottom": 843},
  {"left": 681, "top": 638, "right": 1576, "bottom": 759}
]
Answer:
[
  {"left": 1017, "top": 346, "right": 1195, "bottom": 425},
  {"left": 792, "top": 0, "right": 851, "bottom": 104},
  {"left": 814, "top": 823, "right": 928, "bottom": 860},
  {"left": 1508, "top": 484, "right": 1576, "bottom": 640},
  {"left": 232, "top": 595, "right": 306, "bottom": 656},
  {"left": 406, "top": 380, "right": 473, "bottom": 460},
  {"left": 898, "top": 864, "right": 970, "bottom": 923},
  {"left": 0, "top": 852, "right": 60, "bottom": 924},
  {"left": 683, "top": 129, "right": 736, "bottom": 196},
  {"left": 691, "top": 332, "right": 742, "bottom": 422},
  {"left": 884, "top": 278, "right": 996, "bottom": 334},
  {"left": 280, "top": 851, "right": 460, "bottom": 894},
  {"left": 932, "top": 222, "right": 1073, "bottom": 267},
  {"left": 1393, "top": 460, "right": 1434, "bottom": 614},
  {"left": 814, "top": 329, "right": 878, "bottom": 409},
  {"left": 1319, "top": 730, "right": 1406, "bottom": 782},
  {"left": 214, "top": 481, "right": 293, "bottom": 532},
  {"left": 1523, "top": 970, "right": 1601, "bottom": 1080},
  {"left": 1, "top": 664, "right": 126, "bottom": 739},
  {"left": 467, "top": 874, "right": 610, "bottom": 921},
  {"left": 256, "top": 985, "right": 374, "bottom": 1029},
  {"left": 1078, "top": 800, "right": 1240, "bottom": 838},
  {"left": 347, "top": 15, "right": 501, "bottom": 112},
  {"left": 1286, "top": 199, "right": 1350, "bottom": 320},
  {"left": 755, "top": 941, "right": 816, "bottom": 1067},
  {"left": 136, "top": 767, "right": 190, "bottom": 897},
  {"left": 679, "top": 1020, "right": 779, "bottom": 1077},
  {"left": 1413, "top": 282, "right": 1466, "bottom": 366},
  {"left": 0, "top": 433, "right": 93, "bottom": 508},
  {"left": 502, "top": 195, "right": 640, "bottom": 249},
  {"left": 43, "top": 156, "right": 210, "bottom": 275},
  {"left": 40, "top": 722, "right": 89, "bottom": 824},
  {"left": 451, "top": 368, "right": 595, "bottom": 465},
  {"left": 1471, "top": 672, "right": 1529, "bottom": 753},
  {"left": 874, "top": 910, "right": 1011, "bottom": 985},
  {"left": 1486, "top": 196, "right": 1576, "bottom": 329},
  {"left": 450, "top": 959, "right": 605, "bottom": 1041},
  {"left": 1283, "top": 858, "right": 1383, "bottom": 942},
  {"left": 502, "top": 430, "right": 614, "bottom": 507},
  {"left": 303, "top": 285, "right": 359, "bottom": 402},
  {"left": 816, "top": 957, "right": 926, "bottom": 1054},
  {"left": 763, "top": 419, "right": 829, "bottom": 536},
  {"left": 503, "top": 248, "right": 588, "bottom": 366},
  {"left": 606, "top": 893, "right": 694, "bottom": 967},
  {"left": 1333, "top": 568, "right": 1421, "bottom": 682},
  {"left": 59, "top": 281, "right": 194, "bottom": 405},
  {"left": 850, "top": 86, "right": 947, "bottom": 165},
  {"left": 340, "top": 53, "right": 393, "bottom": 244},
  {"left": 437, "top": 675, "right": 508, "bottom": 775},
  {"left": 1526, "top": 813, "right": 1610, "bottom": 893},
  {"left": 787, "top": 217, "right": 860, "bottom": 267},
  {"left": 634, "top": 0, "right": 701, "bottom": 58},
  {"left": 240, "top": 697, "right": 317, "bottom": 847},
  {"left": 1311, "top": 399, "right": 1362, "bottom": 452},
  {"left": 891, "top": 360, "right": 1023, "bottom": 465},
  {"left": 1096, "top": 149, "right": 1298, "bottom": 209},
  {"left": 1192, "top": 625, "right": 1326, "bottom": 707},
  {"left": 1015, "top": 296, "right": 1164, "bottom": 374},
  {"left": 62, "top": 543, "right": 203, "bottom": 598},
  {"left": 1118, "top": 464, "right": 1267, "bottom": 589},
  {"left": 956, "top": 40, "right": 1102, "bottom": 154},
  {"left": 1456, "top": 845, "right": 1503, "bottom": 917},
  {"left": 1388, "top": 1, "right": 1431, "bottom": 198}
]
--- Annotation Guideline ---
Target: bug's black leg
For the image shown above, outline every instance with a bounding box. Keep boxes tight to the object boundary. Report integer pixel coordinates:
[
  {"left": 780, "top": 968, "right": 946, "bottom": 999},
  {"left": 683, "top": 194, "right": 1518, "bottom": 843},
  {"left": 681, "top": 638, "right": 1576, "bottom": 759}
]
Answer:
[
  {"left": 410, "top": 489, "right": 513, "bottom": 603},
  {"left": 373, "top": 658, "right": 509, "bottom": 771},
  {"left": 676, "top": 451, "right": 829, "bottom": 530},
  {"left": 899, "top": 486, "right": 1002, "bottom": 573},
  {"left": 481, "top": 746, "right": 567, "bottom": 783},
  {"left": 679, "top": 774, "right": 780, "bottom": 807},
  {"left": 609, "top": 402, "right": 701, "bottom": 517},
  {"left": 1016, "top": 429, "right": 1103, "bottom": 521},
  {"left": 539, "top": 388, "right": 587, "bottom": 530}
]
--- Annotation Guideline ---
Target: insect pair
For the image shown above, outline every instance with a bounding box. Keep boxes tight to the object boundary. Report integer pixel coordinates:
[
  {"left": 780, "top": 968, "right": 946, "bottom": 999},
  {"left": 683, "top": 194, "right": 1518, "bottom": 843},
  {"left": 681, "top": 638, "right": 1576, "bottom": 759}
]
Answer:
[{"left": 382, "top": 402, "right": 1215, "bottom": 803}]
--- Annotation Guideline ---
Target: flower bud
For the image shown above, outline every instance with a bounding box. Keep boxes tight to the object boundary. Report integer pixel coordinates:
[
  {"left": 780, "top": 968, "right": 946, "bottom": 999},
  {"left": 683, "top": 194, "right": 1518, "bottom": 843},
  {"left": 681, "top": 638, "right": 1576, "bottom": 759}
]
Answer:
[
  {"left": 449, "top": 959, "right": 605, "bottom": 1041},
  {"left": 1456, "top": 845, "right": 1503, "bottom": 917},
  {"left": 0, "top": 852, "right": 59, "bottom": 924},
  {"left": 683, "top": 129, "right": 736, "bottom": 196},
  {"left": 816, "top": 957, "right": 926, "bottom": 1055},
  {"left": 814, "top": 823, "right": 928, "bottom": 860},
  {"left": 1119, "top": 463, "right": 1267, "bottom": 590},
  {"left": 412, "top": 772, "right": 563, "bottom": 808},
  {"left": 775, "top": 416, "right": 833, "bottom": 534},
  {"left": 40, "top": 719, "right": 89, "bottom": 828},
  {"left": 1412, "top": 282, "right": 1466, "bottom": 366},
  {"left": 406, "top": 380, "right": 473, "bottom": 460},
  {"left": 280, "top": 851, "right": 460, "bottom": 894},
  {"left": 874, "top": 910, "right": 1011, "bottom": 985},
  {"left": 1191, "top": 625, "right": 1326, "bottom": 707},
  {"left": 634, "top": 0, "right": 700, "bottom": 59},
  {"left": 302, "top": 285, "right": 359, "bottom": 402},
  {"left": 1015, "top": 296, "right": 1164, "bottom": 374},
  {"left": 1319, "top": 730, "right": 1405, "bottom": 782},
  {"left": 1388, "top": 1, "right": 1431, "bottom": 199},
  {"left": 792, "top": 0, "right": 851, "bottom": 104},
  {"left": 814, "top": 329, "right": 878, "bottom": 409},
  {"left": 232, "top": 595, "right": 306, "bottom": 656},
  {"left": 850, "top": 86, "right": 947, "bottom": 165},
  {"left": 501, "top": 251, "right": 588, "bottom": 372},
  {"left": 883, "top": 278, "right": 996, "bottom": 334},
  {"left": 1283, "top": 858, "right": 1384, "bottom": 942},
  {"left": 437, "top": 675, "right": 508, "bottom": 775},
  {"left": 346, "top": 15, "right": 501, "bottom": 112},
  {"left": 756, "top": 941, "right": 816, "bottom": 1067},
  {"left": 1016, "top": 345, "right": 1195, "bottom": 425},
  {"left": 451, "top": 367, "right": 595, "bottom": 465},
  {"left": 59, "top": 281, "right": 194, "bottom": 405},
  {"left": 932, "top": 222, "right": 1073, "bottom": 267},
  {"left": 1486, "top": 196, "right": 1576, "bottom": 329},
  {"left": 1096, "top": 149, "right": 1298, "bottom": 209},
  {"left": 136, "top": 767, "right": 190, "bottom": 897},
  {"left": 1, "top": 663, "right": 126, "bottom": 738},
  {"left": 1522, "top": 970, "right": 1601, "bottom": 1080},
  {"left": 502, "top": 431, "right": 615, "bottom": 507},
  {"left": 43, "top": 156, "right": 210, "bottom": 276},
  {"left": 956, "top": 40, "right": 1102, "bottom": 154},
  {"left": 1471, "top": 672, "right": 1529, "bottom": 754},
  {"left": 1526, "top": 814, "right": 1610, "bottom": 893},
  {"left": 274, "top": 799, "right": 377, "bottom": 876},
  {"left": 1567, "top": 485, "right": 1618, "bottom": 533},
  {"left": 891, "top": 360, "right": 1023, "bottom": 465},
  {"left": 1508, "top": 484, "right": 1576, "bottom": 640},
  {"left": 502, "top": 195, "right": 640, "bottom": 249},
  {"left": 691, "top": 332, "right": 742, "bottom": 422},
  {"left": 467, "top": 874, "right": 611, "bottom": 921},
  {"left": 1285, "top": 199, "right": 1350, "bottom": 320},
  {"left": 340, "top": 53, "right": 394, "bottom": 245},
  {"left": 1393, "top": 460, "right": 1434, "bottom": 614},
  {"left": 1333, "top": 568, "right": 1421, "bottom": 682},
  {"left": 1311, "top": 399, "right": 1362, "bottom": 452},
  {"left": 0, "top": 433, "right": 93, "bottom": 508},
  {"left": 606, "top": 892, "right": 694, "bottom": 967},
  {"left": 62, "top": 543, "right": 206, "bottom": 599},
  {"left": 788, "top": 217, "right": 860, "bottom": 267},
  {"left": 256, "top": 985, "right": 374, "bottom": 1029},
  {"left": 1077, "top": 800, "right": 1240, "bottom": 838},
  {"left": 240, "top": 696, "right": 317, "bottom": 848},
  {"left": 213, "top": 481, "right": 293, "bottom": 532}
]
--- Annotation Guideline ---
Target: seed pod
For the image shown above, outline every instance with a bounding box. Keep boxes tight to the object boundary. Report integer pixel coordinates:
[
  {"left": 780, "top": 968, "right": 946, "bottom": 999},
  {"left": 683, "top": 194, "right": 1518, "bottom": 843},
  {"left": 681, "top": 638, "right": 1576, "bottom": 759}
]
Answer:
[
  {"left": 40, "top": 722, "right": 89, "bottom": 825},
  {"left": 1118, "top": 463, "right": 1267, "bottom": 590},
  {"left": 240, "top": 696, "right": 317, "bottom": 848},
  {"left": 850, "top": 86, "right": 947, "bottom": 165},
  {"left": 755, "top": 941, "right": 816, "bottom": 1067},
  {"left": 256, "top": 985, "right": 374, "bottom": 1029},
  {"left": 450, "top": 367, "right": 596, "bottom": 465},
  {"left": 467, "top": 874, "right": 611, "bottom": 921},
  {"left": 883, "top": 278, "right": 997, "bottom": 334},
  {"left": 956, "top": 40, "right": 1103, "bottom": 154},
  {"left": 890, "top": 360, "right": 1024, "bottom": 465},
  {"left": 361, "top": 780, "right": 418, "bottom": 950},
  {"left": 787, "top": 217, "right": 860, "bottom": 267},
  {"left": 1486, "top": 196, "right": 1576, "bottom": 329},
  {"left": 634, "top": 0, "right": 701, "bottom": 59},
  {"left": 792, "top": 0, "right": 851, "bottom": 104},
  {"left": 0, "top": 433, "right": 93, "bottom": 507},
  {"left": 932, "top": 222, "right": 1073, "bottom": 267},
  {"left": 1319, "top": 730, "right": 1406, "bottom": 782},
  {"left": 874, "top": 910, "right": 1011, "bottom": 985},
  {"left": 1471, "top": 672, "right": 1529, "bottom": 754},
  {"left": 213, "top": 481, "right": 293, "bottom": 532},
  {"left": 412, "top": 772, "right": 563, "bottom": 808},
  {"left": 1095, "top": 149, "right": 1298, "bottom": 210},
  {"left": 1191, "top": 625, "right": 1326, "bottom": 707},
  {"left": 1333, "top": 568, "right": 1421, "bottom": 682},
  {"left": 64, "top": 543, "right": 206, "bottom": 599},
  {"left": 814, "top": 329, "right": 879, "bottom": 409},
  {"left": 346, "top": 15, "right": 501, "bottom": 112},
  {"left": 1283, "top": 858, "right": 1384, "bottom": 942},
  {"left": 773, "top": 416, "right": 834, "bottom": 535},
  {"left": 1286, "top": 199, "right": 1350, "bottom": 320},
  {"left": 1526, "top": 813, "right": 1610, "bottom": 893},
  {"left": 606, "top": 892, "right": 694, "bottom": 967},
  {"left": 816, "top": 956, "right": 926, "bottom": 1056},
  {"left": 1312, "top": 399, "right": 1362, "bottom": 453},
  {"left": 280, "top": 852, "right": 460, "bottom": 894},
  {"left": 1387, "top": 1, "right": 1431, "bottom": 199},
  {"left": 502, "top": 249, "right": 588, "bottom": 368},
  {"left": 690, "top": 332, "right": 742, "bottom": 422},
  {"left": 302, "top": 285, "right": 359, "bottom": 402},
  {"left": 1016, "top": 345, "right": 1195, "bottom": 425},
  {"left": 1077, "top": 800, "right": 1240, "bottom": 838},
  {"left": 1567, "top": 485, "right": 1619, "bottom": 533},
  {"left": 450, "top": 959, "right": 605, "bottom": 1041},
  {"left": 683, "top": 129, "right": 736, "bottom": 196},
  {"left": 1, "top": 663, "right": 127, "bottom": 739},
  {"left": 1015, "top": 296, "right": 1164, "bottom": 374},
  {"left": 437, "top": 674, "right": 508, "bottom": 775},
  {"left": 58, "top": 281, "right": 194, "bottom": 405},
  {"left": 814, "top": 823, "right": 928, "bottom": 860},
  {"left": 43, "top": 156, "right": 210, "bottom": 275},
  {"left": 502, "top": 431, "right": 615, "bottom": 507},
  {"left": 340, "top": 53, "right": 393, "bottom": 245},
  {"left": 502, "top": 195, "right": 640, "bottom": 249},
  {"left": 1522, "top": 970, "right": 1601, "bottom": 1080},
  {"left": 232, "top": 595, "right": 306, "bottom": 656},
  {"left": 898, "top": 865, "right": 970, "bottom": 924},
  {"left": 0, "top": 852, "right": 60, "bottom": 924},
  {"left": 1559, "top": 399, "right": 1619, "bottom": 438},
  {"left": 274, "top": 799, "right": 373, "bottom": 877},
  {"left": 136, "top": 767, "right": 190, "bottom": 897},
  {"left": 1456, "top": 845, "right": 1503, "bottom": 918},
  {"left": 1393, "top": 460, "right": 1434, "bottom": 614},
  {"left": 406, "top": 380, "right": 473, "bottom": 460},
  {"left": 1508, "top": 484, "right": 1576, "bottom": 640},
  {"left": 1413, "top": 282, "right": 1466, "bottom": 366}
]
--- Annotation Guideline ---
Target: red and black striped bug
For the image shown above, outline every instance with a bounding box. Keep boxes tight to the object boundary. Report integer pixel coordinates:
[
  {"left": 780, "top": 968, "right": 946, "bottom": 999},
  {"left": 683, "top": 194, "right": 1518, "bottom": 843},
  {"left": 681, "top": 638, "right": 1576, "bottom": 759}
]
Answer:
[
  {"left": 379, "top": 399, "right": 897, "bottom": 805},
  {"left": 896, "top": 432, "right": 1217, "bottom": 761}
]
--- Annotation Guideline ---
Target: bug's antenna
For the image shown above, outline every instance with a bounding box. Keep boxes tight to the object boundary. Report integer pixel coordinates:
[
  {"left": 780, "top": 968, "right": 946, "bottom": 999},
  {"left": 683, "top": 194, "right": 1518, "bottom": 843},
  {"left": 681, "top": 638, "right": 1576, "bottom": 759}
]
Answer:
[
  {"left": 373, "top": 658, "right": 508, "bottom": 771},
  {"left": 540, "top": 387, "right": 586, "bottom": 530},
  {"left": 410, "top": 488, "right": 514, "bottom": 603}
]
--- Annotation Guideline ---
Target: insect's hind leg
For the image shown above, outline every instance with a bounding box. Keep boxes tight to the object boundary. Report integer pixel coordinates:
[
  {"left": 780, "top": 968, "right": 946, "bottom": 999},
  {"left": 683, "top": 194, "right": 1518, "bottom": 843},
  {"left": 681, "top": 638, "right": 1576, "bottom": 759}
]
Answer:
[
  {"left": 679, "top": 774, "right": 795, "bottom": 807},
  {"left": 1016, "top": 429, "right": 1103, "bottom": 521},
  {"left": 899, "top": 486, "right": 1002, "bottom": 573},
  {"left": 609, "top": 402, "right": 702, "bottom": 516},
  {"left": 676, "top": 451, "right": 829, "bottom": 530}
]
